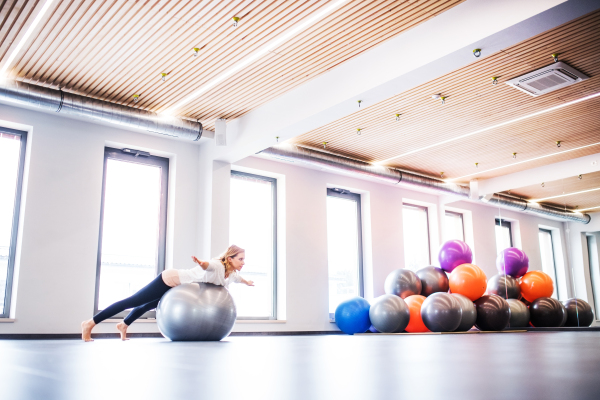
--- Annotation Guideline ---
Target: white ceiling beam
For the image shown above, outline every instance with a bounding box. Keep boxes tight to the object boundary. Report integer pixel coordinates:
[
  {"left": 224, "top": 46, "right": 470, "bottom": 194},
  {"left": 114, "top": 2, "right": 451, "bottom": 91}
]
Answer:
[
  {"left": 205, "top": 0, "right": 600, "bottom": 163},
  {"left": 477, "top": 152, "right": 600, "bottom": 196}
]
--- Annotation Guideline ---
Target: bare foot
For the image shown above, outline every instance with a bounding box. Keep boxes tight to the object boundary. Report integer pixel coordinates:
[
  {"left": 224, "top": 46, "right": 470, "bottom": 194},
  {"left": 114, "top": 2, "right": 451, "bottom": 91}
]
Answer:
[
  {"left": 116, "top": 322, "right": 129, "bottom": 341},
  {"left": 81, "top": 319, "right": 95, "bottom": 342}
]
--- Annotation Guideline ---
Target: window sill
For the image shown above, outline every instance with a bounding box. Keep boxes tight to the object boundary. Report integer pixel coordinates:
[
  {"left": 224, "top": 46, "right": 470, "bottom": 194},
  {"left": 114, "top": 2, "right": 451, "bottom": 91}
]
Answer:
[
  {"left": 0, "top": 318, "right": 16, "bottom": 323},
  {"left": 235, "top": 320, "right": 286, "bottom": 324}
]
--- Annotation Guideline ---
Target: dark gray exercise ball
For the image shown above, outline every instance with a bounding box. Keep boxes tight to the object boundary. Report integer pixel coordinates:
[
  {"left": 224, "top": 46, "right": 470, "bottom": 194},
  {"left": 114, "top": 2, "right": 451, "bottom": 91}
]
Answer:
[
  {"left": 487, "top": 274, "right": 520, "bottom": 299},
  {"left": 507, "top": 299, "right": 530, "bottom": 328},
  {"left": 560, "top": 303, "right": 568, "bottom": 327},
  {"left": 369, "top": 294, "right": 410, "bottom": 333},
  {"left": 420, "top": 292, "right": 462, "bottom": 332},
  {"left": 416, "top": 266, "right": 449, "bottom": 297},
  {"left": 474, "top": 295, "right": 510, "bottom": 331},
  {"left": 157, "top": 283, "right": 237, "bottom": 341},
  {"left": 384, "top": 269, "right": 422, "bottom": 298},
  {"left": 562, "top": 298, "right": 594, "bottom": 327},
  {"left": 451, "top": 293, "right": 477, "bottom": 331},
  {"left": 529, "top": 297, "right": 565, "bottom": 327}
]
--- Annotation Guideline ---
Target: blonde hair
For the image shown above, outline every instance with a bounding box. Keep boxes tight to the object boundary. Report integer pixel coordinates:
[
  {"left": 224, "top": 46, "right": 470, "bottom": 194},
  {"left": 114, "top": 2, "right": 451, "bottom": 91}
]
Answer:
[{"left": 216, "top": 245, "right": 245, "bottom": 274}]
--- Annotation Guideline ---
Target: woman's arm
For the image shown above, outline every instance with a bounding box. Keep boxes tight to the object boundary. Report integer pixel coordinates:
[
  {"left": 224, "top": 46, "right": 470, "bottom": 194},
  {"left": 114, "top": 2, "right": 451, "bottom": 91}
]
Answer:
[
  {"left": 191, "top": 256, "right": 210, "bottom": 270},
  {"left": 240, "top": 277, "right": 254, "bottom": 286}
]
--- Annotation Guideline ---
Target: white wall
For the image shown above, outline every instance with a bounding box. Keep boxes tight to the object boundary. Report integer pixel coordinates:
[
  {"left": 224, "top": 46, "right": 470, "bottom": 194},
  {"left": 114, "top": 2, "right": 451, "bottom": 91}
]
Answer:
[
  {"left": 0, "top": 104, "right": 200, "bottom": 334},
  {"left": 0, "top": 102, "right": 591, "bottom": 334}
]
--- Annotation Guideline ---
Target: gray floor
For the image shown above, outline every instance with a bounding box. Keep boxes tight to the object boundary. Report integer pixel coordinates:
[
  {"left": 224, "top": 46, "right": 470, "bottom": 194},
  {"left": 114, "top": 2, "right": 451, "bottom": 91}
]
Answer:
[{"left": 1, "top": 332, "right": 600, "bottom": 400}]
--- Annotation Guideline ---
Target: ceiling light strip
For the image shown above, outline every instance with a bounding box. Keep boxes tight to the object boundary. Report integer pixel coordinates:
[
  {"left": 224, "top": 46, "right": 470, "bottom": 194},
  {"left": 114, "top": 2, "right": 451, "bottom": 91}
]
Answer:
[
  {"left": 576, "top": 205, "right": 600, "bottom": 212},
  {"left": 376, "top": 91, "right": 600, "bottom": 165},
  {"left": 445, "top": 141, "right": 600, "bottom": 182},
  {"left": 0, "top": 0, "right": 55, "bottom": 77},
  {"left": 161, "top": 0, "right": 349, "bottom": 115},
  {"left": 529, "top": 187, "right": 600, "bottom": 203}
]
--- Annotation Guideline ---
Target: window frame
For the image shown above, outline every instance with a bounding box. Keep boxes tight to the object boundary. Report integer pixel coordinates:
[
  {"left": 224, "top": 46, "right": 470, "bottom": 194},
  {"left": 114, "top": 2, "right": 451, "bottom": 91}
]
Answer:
[
  {"left": 586, "top": 234, "right": 600, "bottom": 321},
  {"left": 403, "top": 203, "right": 431, "bottom": 265},
  {"left": 539, "top": 228, "right": 560, "bottom": 299},
  {"left": 230, "top": 170, "right": 278, "bottom": 320},
  {"left": 495, "top": 218, "right": 513, "bottom": 247},
  {"left": 94, "top": 147, "right": 169, "bottom": 318},
  {"left": 0, "top": 127, "right": 28, "bottom": 318},
  {"left": 444, "top": 210, "right": 465, "bottom": 242},
  {"left": 326, "top": 188, "right": 365, "bottom": 315}
]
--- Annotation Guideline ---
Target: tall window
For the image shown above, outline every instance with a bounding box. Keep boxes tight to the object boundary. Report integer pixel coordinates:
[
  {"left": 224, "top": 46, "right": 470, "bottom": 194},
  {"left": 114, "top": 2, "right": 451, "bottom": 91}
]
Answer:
[
  {"left": 495, "top": 219, "right": 513, "bottom": 253},
  {"left": 95, "top": 148, "right": 169, "bottom": 317},
  {"left": 0, "top": 128, "right": 27, "bottom": 318},
  {"left": 444, "top": 211, "right": 465, "bottom": 241},
  {"left": 539, "top": 229, "right": 559, "bottom": 299},
  {"left": 326, "top": 188, "right": 363, "bottom": 319},
  {"left": 587, "top": 234, "right": 600, "bottom": 319},
  {"left": 230, "top": 171, "right": 277, "bottom": 319},
  {"left": 403, "top": 203, "right": 430, "bottom": 271}
]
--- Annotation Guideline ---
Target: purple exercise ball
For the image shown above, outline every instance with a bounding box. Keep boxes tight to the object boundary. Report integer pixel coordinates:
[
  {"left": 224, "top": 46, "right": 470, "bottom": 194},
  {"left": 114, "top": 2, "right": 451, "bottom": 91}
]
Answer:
[
  {"left": 496, "top": 247, "right": 529, "bottom": 278},
  {"left": 438, "top": 240, "right": 473, "bottom": 273}
]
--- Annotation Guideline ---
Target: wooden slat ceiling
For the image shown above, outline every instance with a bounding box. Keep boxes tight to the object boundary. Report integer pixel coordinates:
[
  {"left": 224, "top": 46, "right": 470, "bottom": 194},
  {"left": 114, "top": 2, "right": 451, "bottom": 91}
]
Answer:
[
  {"left": 290, "top": 9, "right": 600, "bottom": 186},
  {"left": 501, "top": 171, "right": 600, "bottom": 212},
  {"left": 1, "top": 0, "right": 465, "bottom": 130}
]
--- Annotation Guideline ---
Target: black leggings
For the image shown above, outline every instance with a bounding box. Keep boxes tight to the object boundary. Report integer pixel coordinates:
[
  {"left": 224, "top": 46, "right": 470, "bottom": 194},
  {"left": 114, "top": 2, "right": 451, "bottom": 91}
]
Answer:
[{"left": 93, "top": 274, "right": 172, "bottom": 326}]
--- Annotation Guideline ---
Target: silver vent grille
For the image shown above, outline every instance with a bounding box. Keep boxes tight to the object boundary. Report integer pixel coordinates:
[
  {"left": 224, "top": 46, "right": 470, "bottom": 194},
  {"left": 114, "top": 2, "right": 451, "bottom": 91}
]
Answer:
[{"left": 505, "top": 62, "right": 588, "bottom": 97}]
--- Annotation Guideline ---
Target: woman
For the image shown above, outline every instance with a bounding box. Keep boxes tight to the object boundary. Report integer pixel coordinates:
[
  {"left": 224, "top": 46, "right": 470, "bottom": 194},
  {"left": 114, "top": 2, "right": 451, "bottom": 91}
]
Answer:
[{"left": 81, "top": 245, "right": 253, "bottom": 341}]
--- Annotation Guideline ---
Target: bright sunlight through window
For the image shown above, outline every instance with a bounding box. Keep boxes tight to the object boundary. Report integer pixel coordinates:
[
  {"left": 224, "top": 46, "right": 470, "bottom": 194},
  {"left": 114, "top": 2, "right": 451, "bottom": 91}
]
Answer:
[
  {"left": 0, "top": 132, "right": 22, "bottom": 314},
  {"left": 97, "top": 156, "right": 163, "bottom": 310},
  {"left": 495, "top": 219, "right": 513, "bottom": 254},
  {"left": 229, "top": 172, "right": 276, "bottom": 319},
  {"left": 539, "top": 229, "right": 559, "bottom": 299},
  {"left": 327, "top": 190, "right": 363, "bottom": 315},
  {"left": 444, "top": 211, "right": 465, "bottom": 242},
  {"left": 403, "top": 204, "right": 430, "bottom": 271}
]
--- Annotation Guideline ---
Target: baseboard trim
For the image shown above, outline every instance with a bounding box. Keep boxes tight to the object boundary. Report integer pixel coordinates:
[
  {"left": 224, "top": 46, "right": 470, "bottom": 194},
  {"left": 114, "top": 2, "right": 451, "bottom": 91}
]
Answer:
[{"left": 0, "top": 331, "right": 344, "bottom": 340}]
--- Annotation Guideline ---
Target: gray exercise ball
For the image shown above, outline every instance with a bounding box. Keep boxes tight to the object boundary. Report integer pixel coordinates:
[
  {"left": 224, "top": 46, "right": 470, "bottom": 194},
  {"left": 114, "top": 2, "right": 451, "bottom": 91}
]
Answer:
[
  {"left": 384, "top": 269, "right": 422, "bottom": 298},
  {"left": 487, "top": 274, "right": 520, "bottom": 299},
  {"left": 562, "top": 298, "right": 594, "bottom": 327},
  {"left": 417, "top": 266, "right": 449, "bottom": 297},
  {"left": 507, "top": 299, "right": 530, "bottom": 328},
  {"left": 451, "top": 293, "right": 477, "bottom": 331},
  {"left": 420, "top": 292, "right": 462, "bottom": 332},
  {"left": 157, "top": 283, "right": 237, "bottom": 341},
  {"left": 369, "top": 294, "right": 410, "bottom": 333},
  {"left": 474, "top": 295, "right": 510, "bottom": 331}
]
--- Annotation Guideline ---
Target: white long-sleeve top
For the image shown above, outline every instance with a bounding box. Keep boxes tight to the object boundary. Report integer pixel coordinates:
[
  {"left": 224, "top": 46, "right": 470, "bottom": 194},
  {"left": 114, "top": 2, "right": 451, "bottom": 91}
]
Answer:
[{"left": 177, "top": 259, "right": 243, "bottom": 288}]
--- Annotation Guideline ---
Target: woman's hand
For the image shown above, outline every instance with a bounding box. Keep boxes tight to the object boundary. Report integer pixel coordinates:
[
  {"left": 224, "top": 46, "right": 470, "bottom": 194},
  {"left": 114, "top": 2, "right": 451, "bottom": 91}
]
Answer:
[
  {"left": 245, "top": 279, "right": 255, "bottom": 286},
  {"left": 191, "top": 256, "right": 209, "bottom": 270}
]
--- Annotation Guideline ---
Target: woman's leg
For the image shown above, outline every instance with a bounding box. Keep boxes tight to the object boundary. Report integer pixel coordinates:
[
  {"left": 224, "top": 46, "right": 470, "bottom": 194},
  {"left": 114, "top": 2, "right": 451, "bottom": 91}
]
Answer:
[
  {"left": 116, "top": 298, "right": 161, "bottom": 340},
  {"left": 82, "top": 274, "right": 170, "bottom": 341}
]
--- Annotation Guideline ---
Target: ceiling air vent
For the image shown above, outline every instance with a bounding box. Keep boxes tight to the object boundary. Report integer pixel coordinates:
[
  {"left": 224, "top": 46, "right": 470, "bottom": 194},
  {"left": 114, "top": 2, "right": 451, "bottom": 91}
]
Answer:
[{"left": 505, "top": 62, "right": 589, "bottom": 97}]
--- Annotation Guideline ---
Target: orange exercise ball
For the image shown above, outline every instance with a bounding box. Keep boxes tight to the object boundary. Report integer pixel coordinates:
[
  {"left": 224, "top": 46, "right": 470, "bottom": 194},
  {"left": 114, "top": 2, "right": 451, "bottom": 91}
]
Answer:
[
  {"left": 519, "top": 271, "right": 554, "bottom": 302},
  {"left": 449, "top": 264, "right": 487, "bottom": 301},
  {"left": 404, "top": 295, "right": 430, "bottom": 333}
]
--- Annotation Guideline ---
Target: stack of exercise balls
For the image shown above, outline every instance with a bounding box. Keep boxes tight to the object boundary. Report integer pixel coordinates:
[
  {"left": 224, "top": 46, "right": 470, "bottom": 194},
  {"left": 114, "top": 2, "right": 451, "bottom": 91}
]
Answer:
[{"left": 334, "top": 240, "right": 594, "bottom": 335}]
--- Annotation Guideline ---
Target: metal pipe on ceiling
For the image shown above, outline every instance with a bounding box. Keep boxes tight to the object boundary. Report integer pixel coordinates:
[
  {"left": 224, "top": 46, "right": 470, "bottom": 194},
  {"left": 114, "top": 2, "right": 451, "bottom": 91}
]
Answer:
[
  {"left": 258, "top": 144, "right": 591, "bottom": 224},
  {"left": 0, "top": 79, "right": 203, "bottom": 141}
]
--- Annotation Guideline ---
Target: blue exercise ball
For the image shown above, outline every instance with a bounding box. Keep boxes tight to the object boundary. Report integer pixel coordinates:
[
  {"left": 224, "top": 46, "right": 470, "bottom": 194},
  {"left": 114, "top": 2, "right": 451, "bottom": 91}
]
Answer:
[{"left": 335, "top": 297, "right": 371, "bottom": 335}]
